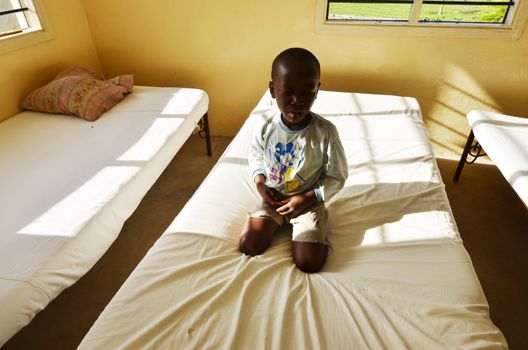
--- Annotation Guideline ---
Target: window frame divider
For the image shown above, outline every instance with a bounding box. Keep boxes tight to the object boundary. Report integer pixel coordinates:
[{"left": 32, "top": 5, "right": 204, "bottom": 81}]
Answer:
[
  {"left": 409, "top": 0, "right": 423, "bottom": 24},
  {"left": 0, "top": 7, "right": 29, "bottom": 16}
]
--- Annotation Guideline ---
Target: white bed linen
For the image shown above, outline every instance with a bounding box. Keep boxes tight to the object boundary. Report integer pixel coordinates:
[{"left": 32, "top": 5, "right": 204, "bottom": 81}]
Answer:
[
  {"left": 79, "top": 91, "right": 506, "bottom": 349},
  {"left": 468, "top": 110, "right": 528, "bottom": 206},
  {"left": 0, "top": 86, "right": 208, "bottom": 346}
]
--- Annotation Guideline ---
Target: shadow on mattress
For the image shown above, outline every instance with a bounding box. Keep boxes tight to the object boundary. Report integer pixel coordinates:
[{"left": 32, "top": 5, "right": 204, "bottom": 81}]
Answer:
[{"left": 166, "top": 180, "right": 457, "bottom": 265}]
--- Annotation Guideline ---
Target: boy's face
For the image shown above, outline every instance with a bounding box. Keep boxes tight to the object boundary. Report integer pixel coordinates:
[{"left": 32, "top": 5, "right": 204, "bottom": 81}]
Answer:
[{"left": 269, "top": 62, "right": 320, "bottom": 130}]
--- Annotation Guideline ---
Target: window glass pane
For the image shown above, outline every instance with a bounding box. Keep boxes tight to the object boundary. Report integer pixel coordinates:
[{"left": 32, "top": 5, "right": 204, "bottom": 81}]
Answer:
[
  {"left": 0, "top": 12, "right": 28, "bottom": 33},
  {"left": 328, "top": 2, "right": 412, "bottom": 22},
  {"left": 419, "top": 2, "right": 509, "bottom": 23},
  {"left": 0, "top": 0, "right": 18, "bottom": 10},
  {"left": 0, "top": 0, "right": 28, "bottom": 34}
]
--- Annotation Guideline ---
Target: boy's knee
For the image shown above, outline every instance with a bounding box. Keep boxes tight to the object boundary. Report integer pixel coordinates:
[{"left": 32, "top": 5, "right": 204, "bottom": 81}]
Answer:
[
  {"left": 239, "top": 217, "right": 277, "bottom": 256},
  {"left": 239, "top": 233, "right": 267, "bottom": 257},
  {"left": 294, "top": 256, "right": 325, "bottom": 273},
  {"left": 292, "top": 241, "right": 328, "bottom": 273}
]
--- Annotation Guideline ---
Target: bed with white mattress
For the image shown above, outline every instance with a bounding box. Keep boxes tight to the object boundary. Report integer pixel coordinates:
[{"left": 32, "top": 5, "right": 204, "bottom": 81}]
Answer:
[
  {"left": 0, "top": 86, "right": 209, "bottom": 346},
  {"left": 454, "top": 110, "right": 528, "bottom": 207},
  {"left": 78, "top": 90, "right": 506, "bottom": 349}
]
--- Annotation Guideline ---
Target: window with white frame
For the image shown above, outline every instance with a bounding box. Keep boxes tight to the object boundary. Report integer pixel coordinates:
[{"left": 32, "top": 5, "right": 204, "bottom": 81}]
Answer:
[
  {"left": 0, "top": 0, "right": 52, "bottom": 53},
  {"left": 0, "top": 0, "right": 41, "bottom": 37},
  {"left": 326, "top": 0, "right": 518, "bottom": 25},
  {"left": 316, "top": 0, "right": 528, "bottom": 38}
]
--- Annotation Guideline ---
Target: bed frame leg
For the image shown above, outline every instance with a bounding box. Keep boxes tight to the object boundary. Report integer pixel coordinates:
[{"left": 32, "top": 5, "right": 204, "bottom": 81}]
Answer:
[
  {"left": 198, "top": 113, "right": 212, "bottom": 157},
  {"left": 453, "top": 131, "right": 475, "bottom": 182}
]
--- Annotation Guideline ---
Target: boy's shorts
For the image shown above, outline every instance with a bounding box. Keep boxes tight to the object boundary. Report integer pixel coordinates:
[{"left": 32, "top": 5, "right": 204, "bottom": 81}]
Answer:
[{"left": 249, "top": 201, "right": 328, "bottom": 245}]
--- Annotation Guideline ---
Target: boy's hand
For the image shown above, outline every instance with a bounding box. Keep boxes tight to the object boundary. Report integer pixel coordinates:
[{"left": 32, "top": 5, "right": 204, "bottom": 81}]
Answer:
[
  {"left": 276, "top": 190, "right": 318, "bottom": 218},
  {"left": 255, "top": 175, "right": 282, "bottom": 207}
]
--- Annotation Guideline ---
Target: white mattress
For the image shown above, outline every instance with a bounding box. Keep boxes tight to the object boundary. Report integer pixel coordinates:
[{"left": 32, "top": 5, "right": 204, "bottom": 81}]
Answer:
[
  {"left": 79, "top": 90, "right": 506, "bottom": 349},
  {"left": 0, "top": 86, "right": 208, "bottom": 346},
  {"left": 468, "top": 110, "right": 528, "bottom": 206}
]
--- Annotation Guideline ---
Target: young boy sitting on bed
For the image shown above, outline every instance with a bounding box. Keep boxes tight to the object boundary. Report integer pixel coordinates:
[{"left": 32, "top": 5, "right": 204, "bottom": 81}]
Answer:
[{"left": 239, "top": 47, "right": 348, "bottom": 273}]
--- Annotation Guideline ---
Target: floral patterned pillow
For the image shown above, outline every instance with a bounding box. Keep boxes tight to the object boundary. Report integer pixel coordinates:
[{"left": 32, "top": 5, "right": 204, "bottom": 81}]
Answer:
[
  {"left": 20, "top": 67, "right": 134, "bottom": 121},
  {"left": 53, "top": 66, "right": 101, "bottom": 80}
]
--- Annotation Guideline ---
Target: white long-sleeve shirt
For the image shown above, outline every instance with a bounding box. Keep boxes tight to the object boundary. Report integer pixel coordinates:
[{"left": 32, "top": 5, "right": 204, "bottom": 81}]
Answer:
[{"left": 249, "top": 111, "right": 348, "bottom": 202}]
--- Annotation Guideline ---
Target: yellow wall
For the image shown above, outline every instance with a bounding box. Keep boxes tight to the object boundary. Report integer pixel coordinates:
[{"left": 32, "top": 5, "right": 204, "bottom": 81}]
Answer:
[
  {"left": 82, "top": 0, "right": 528, "bottom": 155},
  {"left": 0, "top": 0, "right": 101, "bottom": 122}
]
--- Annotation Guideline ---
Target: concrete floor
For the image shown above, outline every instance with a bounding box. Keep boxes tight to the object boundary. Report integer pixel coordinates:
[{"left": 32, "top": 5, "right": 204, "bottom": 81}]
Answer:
[
  {"left": 4, "top": 135, "right": 527, "bottom": 349},
  {"left": 437, "top": 157, "right": 528, "bottom": 350}
]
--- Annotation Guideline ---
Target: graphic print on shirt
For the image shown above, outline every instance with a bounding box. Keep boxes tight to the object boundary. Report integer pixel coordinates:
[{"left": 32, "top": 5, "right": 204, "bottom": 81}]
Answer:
[{"left": 265, "top": 137, "right": 306, "bottom": 193}]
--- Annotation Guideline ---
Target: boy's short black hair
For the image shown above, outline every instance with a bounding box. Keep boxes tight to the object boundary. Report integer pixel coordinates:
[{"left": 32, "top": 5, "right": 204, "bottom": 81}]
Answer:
[{"left": 271, "top": 48, "right": 320, "bottom": 80}]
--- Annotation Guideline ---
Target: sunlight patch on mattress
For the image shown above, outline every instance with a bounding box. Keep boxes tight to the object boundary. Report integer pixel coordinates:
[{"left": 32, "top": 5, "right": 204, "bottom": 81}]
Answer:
[
  {"left": 117, "top": 118, "right": 186, "bottom": 161},
  {"left": 17, "top": 166, "right": 140, "bottom": 237},
  {"left": 162, "top": 90, "right": 204, "bottom": 115},
  {"left": 359, "top": 210, "right": 457, "bottom": 246}
]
